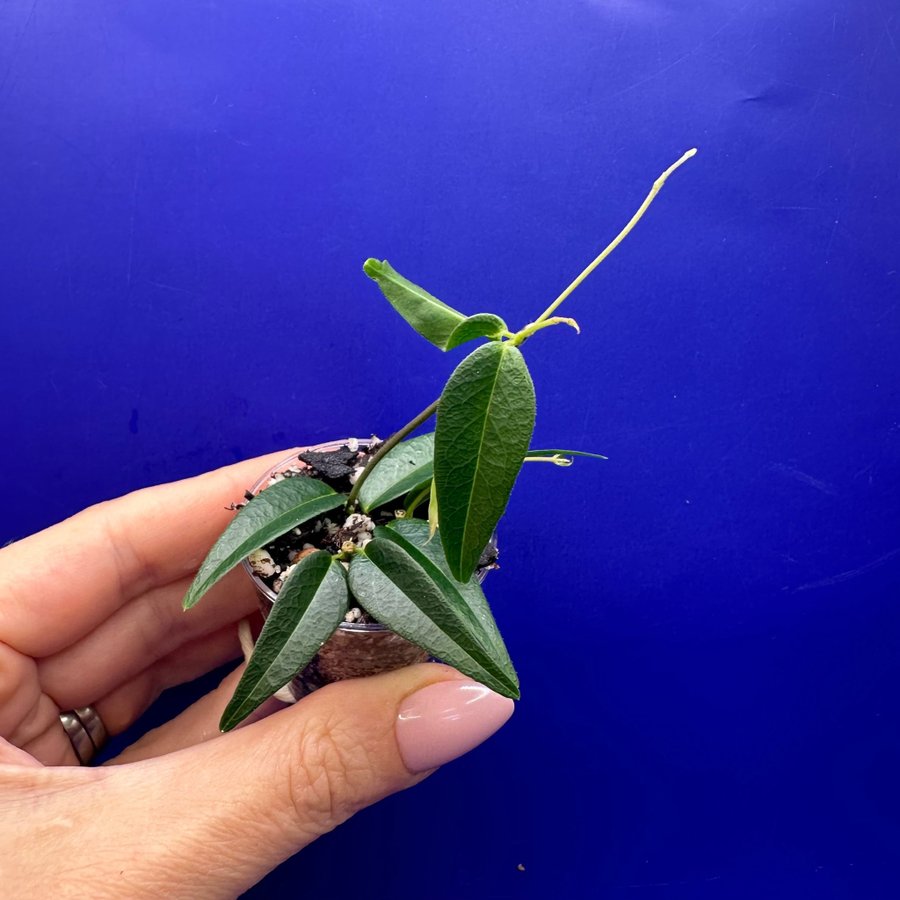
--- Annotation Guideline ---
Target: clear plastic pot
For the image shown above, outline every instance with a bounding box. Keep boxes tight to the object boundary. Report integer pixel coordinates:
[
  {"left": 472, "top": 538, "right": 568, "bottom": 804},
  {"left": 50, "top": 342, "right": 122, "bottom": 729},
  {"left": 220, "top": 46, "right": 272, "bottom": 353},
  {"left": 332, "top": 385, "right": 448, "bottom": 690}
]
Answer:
[{"left": 240, "top": 439, "right": 496, "bottom": 701}]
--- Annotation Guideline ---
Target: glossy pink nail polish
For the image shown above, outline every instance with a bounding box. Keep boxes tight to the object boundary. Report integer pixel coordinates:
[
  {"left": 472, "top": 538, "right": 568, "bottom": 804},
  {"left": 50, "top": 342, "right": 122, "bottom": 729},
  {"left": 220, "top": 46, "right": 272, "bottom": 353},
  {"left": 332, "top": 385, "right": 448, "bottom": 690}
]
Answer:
[{"left": 396, "top": 680, "right": 515, "bottom": 773}]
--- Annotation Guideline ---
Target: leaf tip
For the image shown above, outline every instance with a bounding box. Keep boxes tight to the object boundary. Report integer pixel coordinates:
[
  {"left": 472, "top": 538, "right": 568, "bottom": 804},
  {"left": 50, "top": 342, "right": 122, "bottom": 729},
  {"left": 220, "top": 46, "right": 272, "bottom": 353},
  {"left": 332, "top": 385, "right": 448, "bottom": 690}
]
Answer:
[
  {"left": 219, "top": 709, "right": 241, "bottom": 732},
  {"left": 492, "top": 674, "right": 520, "bottom": 701},
  {"left": 502, "top": 671, "right": 521, "bottom": 700},
  {"left": 363, "top": 258, "right": 384, "bottom": 279}
]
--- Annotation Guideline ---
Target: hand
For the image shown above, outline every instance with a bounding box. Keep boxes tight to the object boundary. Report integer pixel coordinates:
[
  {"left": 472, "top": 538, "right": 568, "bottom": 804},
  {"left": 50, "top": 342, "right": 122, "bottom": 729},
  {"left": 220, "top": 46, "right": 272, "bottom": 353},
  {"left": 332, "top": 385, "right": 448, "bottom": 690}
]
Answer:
[{"left": 0, "top": 452, "right": 514, "bottom": 898}]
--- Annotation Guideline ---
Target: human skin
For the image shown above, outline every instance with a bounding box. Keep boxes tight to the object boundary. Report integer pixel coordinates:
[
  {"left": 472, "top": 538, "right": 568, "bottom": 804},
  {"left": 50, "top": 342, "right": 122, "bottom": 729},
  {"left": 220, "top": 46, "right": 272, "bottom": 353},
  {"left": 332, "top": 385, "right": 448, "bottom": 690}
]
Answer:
[{"left": 0, "top": 452, "right": 513, "bottom": 898}]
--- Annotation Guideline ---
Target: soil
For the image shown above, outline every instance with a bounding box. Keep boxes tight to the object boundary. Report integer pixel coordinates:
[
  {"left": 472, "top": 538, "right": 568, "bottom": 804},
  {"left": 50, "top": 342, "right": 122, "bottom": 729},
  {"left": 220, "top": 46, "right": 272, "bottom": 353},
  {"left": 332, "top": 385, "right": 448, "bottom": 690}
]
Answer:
[
  {"left": 242, "top": 440, "right": 499, "bottom": 623},
  {"left": 237, "top": 439, "right": 502, "bottom": 695}
]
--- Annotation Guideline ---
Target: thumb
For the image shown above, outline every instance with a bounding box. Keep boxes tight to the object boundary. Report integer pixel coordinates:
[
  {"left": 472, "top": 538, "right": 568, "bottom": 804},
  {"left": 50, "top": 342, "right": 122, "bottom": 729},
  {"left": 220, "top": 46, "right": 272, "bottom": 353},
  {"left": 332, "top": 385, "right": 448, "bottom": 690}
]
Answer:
[{"left": 99, "top": 664, "right": 513, "bottom": 897}]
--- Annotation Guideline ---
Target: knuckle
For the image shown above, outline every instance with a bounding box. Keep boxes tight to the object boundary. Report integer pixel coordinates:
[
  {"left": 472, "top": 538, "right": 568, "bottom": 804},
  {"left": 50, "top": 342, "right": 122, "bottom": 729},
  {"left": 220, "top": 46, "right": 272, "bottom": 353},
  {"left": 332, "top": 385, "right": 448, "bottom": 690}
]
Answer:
[
  {"left": 288, "top": 711, "right": 376, "bottom": 831},
  {"left": 0, "top": 642, "right": 38, "bottom": 735}
]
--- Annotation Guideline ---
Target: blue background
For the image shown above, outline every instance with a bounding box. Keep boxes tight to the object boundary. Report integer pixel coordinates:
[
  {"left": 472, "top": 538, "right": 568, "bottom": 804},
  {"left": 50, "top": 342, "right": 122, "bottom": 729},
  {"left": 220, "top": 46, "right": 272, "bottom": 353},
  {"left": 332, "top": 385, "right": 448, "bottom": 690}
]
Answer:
[{"left": 2, "top": 1, "right": 899, "bottom": 897}]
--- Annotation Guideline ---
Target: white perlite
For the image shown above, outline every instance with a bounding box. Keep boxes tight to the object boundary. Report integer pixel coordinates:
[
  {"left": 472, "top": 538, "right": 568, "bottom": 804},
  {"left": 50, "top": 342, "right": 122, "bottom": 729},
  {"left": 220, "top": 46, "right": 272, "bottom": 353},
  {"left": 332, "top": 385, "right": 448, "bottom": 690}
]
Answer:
[
  {"left": 247, "top": 549, "right": 277, "bottom": 578},
  {"left": 343, "top": 512, "right": 375, "bottom": 547},
  {"left": 317, "top": 517, "right": 339, "bottom": 536},
  {"left": 343, "top": 512, "right": 375, "bottom": 531}
]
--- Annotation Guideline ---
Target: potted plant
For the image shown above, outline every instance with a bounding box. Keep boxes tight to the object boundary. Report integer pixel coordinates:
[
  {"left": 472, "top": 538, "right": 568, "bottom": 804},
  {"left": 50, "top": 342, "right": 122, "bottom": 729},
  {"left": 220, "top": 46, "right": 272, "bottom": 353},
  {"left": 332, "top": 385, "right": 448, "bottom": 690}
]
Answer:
[{"left": 183, "top": 149, "right": 697, "bottom": 731}]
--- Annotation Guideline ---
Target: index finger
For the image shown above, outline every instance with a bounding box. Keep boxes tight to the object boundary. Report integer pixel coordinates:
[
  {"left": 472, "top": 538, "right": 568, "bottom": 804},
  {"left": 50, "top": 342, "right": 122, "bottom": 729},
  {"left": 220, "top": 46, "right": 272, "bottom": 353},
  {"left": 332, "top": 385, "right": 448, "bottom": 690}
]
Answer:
[{"left": 0, "top": 448, "right": 298, "bottom": 657}]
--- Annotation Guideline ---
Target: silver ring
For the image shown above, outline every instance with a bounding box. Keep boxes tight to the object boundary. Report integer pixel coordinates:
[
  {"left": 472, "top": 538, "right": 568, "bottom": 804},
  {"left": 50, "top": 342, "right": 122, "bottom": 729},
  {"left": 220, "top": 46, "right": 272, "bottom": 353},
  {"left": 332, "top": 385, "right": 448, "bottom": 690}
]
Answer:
[{"left": 59, "top": 706, "right": 108, "bottom": 765}]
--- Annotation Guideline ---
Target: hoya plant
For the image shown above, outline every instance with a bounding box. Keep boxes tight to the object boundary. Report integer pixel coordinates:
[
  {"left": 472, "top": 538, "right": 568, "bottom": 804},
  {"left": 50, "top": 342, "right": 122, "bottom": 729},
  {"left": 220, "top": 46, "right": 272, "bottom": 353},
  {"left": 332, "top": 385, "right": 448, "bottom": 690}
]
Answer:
[{"left": 183, "top": 149, "right": 697, "bottom": 730}]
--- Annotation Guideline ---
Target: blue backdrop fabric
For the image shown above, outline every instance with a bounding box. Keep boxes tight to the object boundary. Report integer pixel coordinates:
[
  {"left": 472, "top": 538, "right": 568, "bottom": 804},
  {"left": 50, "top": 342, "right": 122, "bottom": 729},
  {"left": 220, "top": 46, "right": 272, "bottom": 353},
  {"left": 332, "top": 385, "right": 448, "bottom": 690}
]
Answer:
[{"left": 2, "top": 2, "right": 899, "bottom": 898}]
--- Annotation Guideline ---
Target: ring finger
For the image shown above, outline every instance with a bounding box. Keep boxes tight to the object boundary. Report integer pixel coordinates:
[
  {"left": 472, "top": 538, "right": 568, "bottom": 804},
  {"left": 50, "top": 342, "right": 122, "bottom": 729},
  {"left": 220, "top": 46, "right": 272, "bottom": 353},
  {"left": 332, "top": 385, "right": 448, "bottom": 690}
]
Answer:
[{"left": 38, "top": 566, "right": 258, "bottom": 713}]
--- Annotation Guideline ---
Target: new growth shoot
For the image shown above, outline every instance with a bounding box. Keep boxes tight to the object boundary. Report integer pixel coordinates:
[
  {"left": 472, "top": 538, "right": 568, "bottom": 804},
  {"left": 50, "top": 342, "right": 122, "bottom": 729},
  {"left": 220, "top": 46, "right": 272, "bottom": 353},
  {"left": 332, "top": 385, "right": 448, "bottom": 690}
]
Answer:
[{"left": 512, "top": 147, "right": 698, "bottom": 345}]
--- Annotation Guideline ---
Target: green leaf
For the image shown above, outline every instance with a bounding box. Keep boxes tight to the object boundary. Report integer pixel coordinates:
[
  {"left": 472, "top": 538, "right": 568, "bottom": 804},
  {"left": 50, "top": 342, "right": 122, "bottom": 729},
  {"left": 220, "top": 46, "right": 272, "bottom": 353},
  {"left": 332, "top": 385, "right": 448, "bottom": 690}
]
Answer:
[
  {"left": 444, "top": 313, "right": 508, "bottom": 351},
  {"left": 363, "top": 258, "right": 464, "bottom": 348},
  {"left": 382, "top": 519, "right": 510, "bottom": 666},
  {"left": 434, "top": 341, "right": 536, "bottom": 581},
  {"left": 363, "top": 259, "right": 507, "bottom": 351},
  {"left": 401, "top": 481, "right": 433, "bottom": 516},
  {"left": 358, "top": 432, "right": 435, "bottom": 513},
  {"left": 527, "top": 448, "right": 608, "bottom": 460},
  {"left": 348, "top": 529, "right": 519, "bottom": 698},
  {"left": 183, "top": 477, "right": 345, "bottom": 610},
  {"left": 220, "top": 552, "right": 348, "bottom": 730}
]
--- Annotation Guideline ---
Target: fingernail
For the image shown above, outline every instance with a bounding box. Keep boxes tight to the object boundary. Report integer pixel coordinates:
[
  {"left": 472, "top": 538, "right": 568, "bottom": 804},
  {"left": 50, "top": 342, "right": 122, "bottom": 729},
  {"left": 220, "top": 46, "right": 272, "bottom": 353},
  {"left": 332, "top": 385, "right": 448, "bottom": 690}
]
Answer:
[{"left": 396, "top": 680, "right": 515, "bottom": 773}]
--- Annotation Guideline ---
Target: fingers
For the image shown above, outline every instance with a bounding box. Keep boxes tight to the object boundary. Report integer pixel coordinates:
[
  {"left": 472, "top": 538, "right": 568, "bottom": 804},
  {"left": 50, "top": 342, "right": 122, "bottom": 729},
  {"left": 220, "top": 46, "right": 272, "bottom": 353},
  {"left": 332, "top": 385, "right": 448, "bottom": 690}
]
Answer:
[
  {"left": 8, "top": 693, "right": 78, "bottom": 767},
  {"left": 0, "top": 641, "right": 40, "bottom": 738},
  {"left": 17, "top": 625, "right": 243, "bottom": 765},
  {"left": 0, "top": 641, "right": 78, "bottom": 766},
  {"left": 38, "top": 566, "right": 257, "bottom": 712},
  {"left": 0, "top": 737, "right": 43, "bottom": 768},
  {"left": 28, "top": 666, "right": 514, "bottom": 898},
  {"left": 105, "top": 666, "right": 250, "bottom": 763},
  {"left": 0, "top": 448, "right": 296, "bottom": 657},
  {"left": 91, "top": 623, "right": 246, "bottom": 736},
  {"left": 17, "top": 623, "right": 249, "bottom": 765},
  {"left": 104, "top": 665, "right": 297, "bottom": 764},
  {"left": 5, "top": 607, "right": 249, "bottom": 765}
]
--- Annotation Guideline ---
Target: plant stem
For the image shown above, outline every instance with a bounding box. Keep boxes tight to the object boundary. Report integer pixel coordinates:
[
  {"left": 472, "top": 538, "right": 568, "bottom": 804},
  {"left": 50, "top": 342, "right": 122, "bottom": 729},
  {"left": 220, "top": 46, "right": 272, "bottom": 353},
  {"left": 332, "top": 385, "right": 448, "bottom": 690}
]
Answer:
[
  {"left": 510, "top": 315, "right": 580, "bottom": 346},
  {"left": 345, "top": 398, "right": 440, "bottom": 510},
  {"left": 532, "top": 148, "right": 697, "bottom": 326},
  {"left": 404, "top": 480, "right": 433, "bottom": 517}
]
